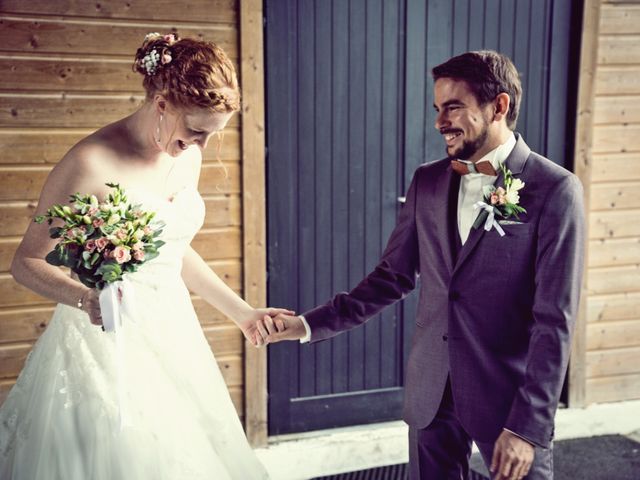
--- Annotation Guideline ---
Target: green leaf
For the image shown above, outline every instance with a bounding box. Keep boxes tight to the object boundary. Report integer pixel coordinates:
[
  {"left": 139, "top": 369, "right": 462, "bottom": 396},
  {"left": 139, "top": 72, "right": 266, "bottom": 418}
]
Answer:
[
  {"left": 61, "top": 253, "right": 76, "bottom": 269},
  {"left": 96, "top": 261, "right": 119, "bottom": 275},
  {"left": 49, "top": 226, "right": 64, "bottom": 238},
  {"left": 143, "top": 251, "right": 159, "bottom": 262},
  {"left": 45, "top": 250, "right": 64, "bottom": 266},
  {"left": 77, "top": 272, "right": 97, "bottom": 289},
  {"left": 96, "top": 261, "right": 123, "bottom": 283}
]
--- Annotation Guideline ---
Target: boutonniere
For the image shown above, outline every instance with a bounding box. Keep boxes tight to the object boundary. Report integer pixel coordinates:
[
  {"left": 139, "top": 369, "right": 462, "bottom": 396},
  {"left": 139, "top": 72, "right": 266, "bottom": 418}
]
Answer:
[{"left": 472, "top": 164, "right": 527, "bottom": 236}]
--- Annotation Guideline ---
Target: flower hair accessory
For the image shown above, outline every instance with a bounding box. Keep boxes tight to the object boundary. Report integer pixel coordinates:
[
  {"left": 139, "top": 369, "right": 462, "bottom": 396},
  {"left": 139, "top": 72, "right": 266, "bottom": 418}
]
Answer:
[
  {"left": 472, "top": 163, "right": 527, "bottom": 236},
  {"left": 139, "top": 32, "right": 178, "bottom": 75},
  {"left": 141, "top": 49, "right": 161, "bottom": 75}
]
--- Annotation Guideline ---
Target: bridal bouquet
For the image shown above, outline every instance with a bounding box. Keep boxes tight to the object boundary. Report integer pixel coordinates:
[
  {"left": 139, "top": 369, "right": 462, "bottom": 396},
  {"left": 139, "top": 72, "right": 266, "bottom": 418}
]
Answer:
[{"left": 35, "top": 183, "right": 165, "bottom": 289}]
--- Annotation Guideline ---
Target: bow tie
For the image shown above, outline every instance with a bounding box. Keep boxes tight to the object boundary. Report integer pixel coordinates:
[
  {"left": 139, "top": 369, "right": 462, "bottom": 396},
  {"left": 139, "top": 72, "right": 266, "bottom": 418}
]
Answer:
[{"left": 451, "top": 159, "right": 497, "bottom": 176}]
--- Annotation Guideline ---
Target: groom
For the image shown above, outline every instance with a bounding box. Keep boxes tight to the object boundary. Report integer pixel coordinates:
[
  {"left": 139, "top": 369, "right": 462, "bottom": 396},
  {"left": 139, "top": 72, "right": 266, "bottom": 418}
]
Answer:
[{"left": 259, "top": 51, "right": 585, "bottom": 480}]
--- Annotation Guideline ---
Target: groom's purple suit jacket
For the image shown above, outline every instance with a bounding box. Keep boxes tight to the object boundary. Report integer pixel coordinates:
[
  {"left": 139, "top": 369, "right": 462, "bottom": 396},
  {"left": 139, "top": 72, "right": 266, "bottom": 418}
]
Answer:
[{"left": 304, "top": 134, "right": 585, "bottom": 448}]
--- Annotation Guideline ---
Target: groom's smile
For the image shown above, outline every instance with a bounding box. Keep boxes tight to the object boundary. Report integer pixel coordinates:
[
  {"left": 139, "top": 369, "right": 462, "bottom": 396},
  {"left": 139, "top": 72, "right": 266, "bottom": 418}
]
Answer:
[{"left": 433, "top": 77, "right": 495, "bottom": 162}]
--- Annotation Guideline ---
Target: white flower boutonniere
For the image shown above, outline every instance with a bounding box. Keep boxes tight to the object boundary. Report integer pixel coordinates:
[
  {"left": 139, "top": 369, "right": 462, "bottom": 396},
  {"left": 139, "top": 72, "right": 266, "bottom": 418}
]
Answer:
[{"left": 472, "top": 164, "right": 527, "bottom": 236}]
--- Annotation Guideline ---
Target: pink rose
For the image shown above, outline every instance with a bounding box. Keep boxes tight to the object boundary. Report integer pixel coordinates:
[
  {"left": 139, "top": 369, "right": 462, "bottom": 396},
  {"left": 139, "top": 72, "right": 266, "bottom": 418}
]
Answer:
[
  {"left": 132, "top": 242, "right": 144, "bottom": 251},
  {"left": 133, "top": 250, "right": 145, "bottom": 261},
  {"left": 490, "top": 193, "right": 499, "bottom": 205},
  {"left": 143, "top": 226, "right": 153, "bottom": 236},
  {"left": 87, "top": 206, "right": 99, "bottom": 216},
  {"left": 93, "top": 218, "right": 105, "bottom": 228},
  {"left": 95, "top": 237, "right": 109, "bottom": 252},
  {"left": 163, "top": 34, "right": 176, "bottom": 44},
  {"left": 115, "top": 229, "right": 128, "bottom": 240},
  {"left": 66, "top": 227, "right": 83, "bottom": 240},
  {"left": 495, "top": 187, "right": 507, "bottom": 205},
  {"left": 84, "top": 239, "right": 96, "bottom": 253},
  {"left": 113, "top": 246, "right": 131, "bottom": 264}
]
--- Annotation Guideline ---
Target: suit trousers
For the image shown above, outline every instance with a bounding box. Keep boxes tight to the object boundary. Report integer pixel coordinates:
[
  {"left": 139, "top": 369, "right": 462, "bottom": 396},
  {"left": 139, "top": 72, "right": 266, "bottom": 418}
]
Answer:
[{"left": 408, "top": 378, "right": 554, "bottom": 480}]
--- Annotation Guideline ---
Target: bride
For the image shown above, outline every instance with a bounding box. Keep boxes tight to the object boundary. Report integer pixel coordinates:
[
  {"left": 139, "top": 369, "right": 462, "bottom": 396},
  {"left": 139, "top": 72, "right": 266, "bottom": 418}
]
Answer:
[{"left": 0, "top": 33, "right": 286, "bottom": 479}]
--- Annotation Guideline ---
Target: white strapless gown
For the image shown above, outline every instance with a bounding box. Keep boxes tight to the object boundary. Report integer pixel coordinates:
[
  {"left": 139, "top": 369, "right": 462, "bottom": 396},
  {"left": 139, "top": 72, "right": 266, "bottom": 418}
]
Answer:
[{"left": 0, "top": 187, "right": 269, "bottom": 480}]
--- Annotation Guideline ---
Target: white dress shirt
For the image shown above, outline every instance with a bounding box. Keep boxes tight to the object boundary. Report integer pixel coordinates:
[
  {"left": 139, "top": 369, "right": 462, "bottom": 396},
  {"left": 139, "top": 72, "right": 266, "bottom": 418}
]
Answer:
[
  {"left": 457, "top": 133, "right": 516, "bottom": 244},
  {"left": 299, "top": 133, "right": 517, "bottom": 343}
]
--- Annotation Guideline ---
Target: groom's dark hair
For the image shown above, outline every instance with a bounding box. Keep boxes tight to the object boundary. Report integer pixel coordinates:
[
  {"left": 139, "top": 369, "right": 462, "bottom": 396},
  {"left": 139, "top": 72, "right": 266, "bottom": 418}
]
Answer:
[{"left": 432, "top": 50, "right": 522, "bottom": 130}]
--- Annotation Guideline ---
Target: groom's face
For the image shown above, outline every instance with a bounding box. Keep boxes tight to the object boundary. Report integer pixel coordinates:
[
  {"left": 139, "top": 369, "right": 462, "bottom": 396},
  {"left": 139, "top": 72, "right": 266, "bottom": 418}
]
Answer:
[{"left": 433, "top": 78, "right": 494, "bottom": 163}]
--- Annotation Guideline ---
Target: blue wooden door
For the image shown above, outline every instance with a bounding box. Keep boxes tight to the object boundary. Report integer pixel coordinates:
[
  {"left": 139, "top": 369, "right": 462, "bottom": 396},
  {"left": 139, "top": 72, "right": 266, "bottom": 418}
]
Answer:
[{"left": 265, "top": 0, "right": 582, "bottom": 435}]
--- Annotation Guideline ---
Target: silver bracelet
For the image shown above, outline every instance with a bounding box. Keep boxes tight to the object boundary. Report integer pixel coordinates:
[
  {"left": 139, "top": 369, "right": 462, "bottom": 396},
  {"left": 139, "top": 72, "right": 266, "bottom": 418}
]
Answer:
[{"left": 77, "top": 293, "right": 85, "bottom": 310}]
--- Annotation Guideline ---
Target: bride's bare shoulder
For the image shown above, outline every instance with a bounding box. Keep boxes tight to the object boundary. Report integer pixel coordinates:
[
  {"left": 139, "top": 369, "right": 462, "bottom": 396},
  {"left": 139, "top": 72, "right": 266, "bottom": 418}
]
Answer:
[{"left": 48, "top": 123, "right": 127, "bottom": 200}]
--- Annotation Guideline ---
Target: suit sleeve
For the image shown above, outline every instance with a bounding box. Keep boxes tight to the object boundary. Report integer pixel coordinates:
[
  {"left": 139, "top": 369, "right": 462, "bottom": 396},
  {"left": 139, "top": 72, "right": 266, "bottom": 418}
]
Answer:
[
  {"left": 304, "top": 170, "right": 422, "bottom": 343},
  {"left": 504, "top": 174, "right": 585, "bottom": 448}
]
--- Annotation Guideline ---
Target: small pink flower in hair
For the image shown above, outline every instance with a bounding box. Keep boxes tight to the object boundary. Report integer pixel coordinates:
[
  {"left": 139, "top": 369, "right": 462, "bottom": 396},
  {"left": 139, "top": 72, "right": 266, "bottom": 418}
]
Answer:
[
  {"left": 161, "top": 52, "right": 172, "bottom": 65},
  {"left": 163, "top": 34, "right": 176, "bottom": 44}
]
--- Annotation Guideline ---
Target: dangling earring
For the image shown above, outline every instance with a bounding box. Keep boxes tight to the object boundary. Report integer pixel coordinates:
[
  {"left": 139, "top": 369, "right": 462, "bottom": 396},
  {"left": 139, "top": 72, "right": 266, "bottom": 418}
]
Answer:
[{"left": 155, "top": 113, "right": 163, "bottom": 143}]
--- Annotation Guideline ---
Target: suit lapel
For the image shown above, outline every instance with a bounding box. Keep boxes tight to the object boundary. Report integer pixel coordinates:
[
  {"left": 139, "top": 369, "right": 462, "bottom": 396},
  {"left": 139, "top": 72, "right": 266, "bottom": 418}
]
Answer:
[
  {"left": 451, "top": 133, "right": 530, "bottom": 275},
  {"left": 432, "top": 164, "right": 460, "bottom": 274}
]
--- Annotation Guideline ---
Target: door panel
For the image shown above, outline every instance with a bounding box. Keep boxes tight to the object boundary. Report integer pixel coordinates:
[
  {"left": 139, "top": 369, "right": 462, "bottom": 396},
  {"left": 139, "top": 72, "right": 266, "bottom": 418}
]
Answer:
[{"left": 265, "top": 0, "right": 581, "bottom": 435}]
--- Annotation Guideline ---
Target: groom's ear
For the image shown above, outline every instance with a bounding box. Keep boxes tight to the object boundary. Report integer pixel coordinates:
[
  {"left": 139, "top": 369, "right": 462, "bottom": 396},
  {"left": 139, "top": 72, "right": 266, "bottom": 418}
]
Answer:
[{"left": 493, "top": 93, "right": 510, "bottom": 123}]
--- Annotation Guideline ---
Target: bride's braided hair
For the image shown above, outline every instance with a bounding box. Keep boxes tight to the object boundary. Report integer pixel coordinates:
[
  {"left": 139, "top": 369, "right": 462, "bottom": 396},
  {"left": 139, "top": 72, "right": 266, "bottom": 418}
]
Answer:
[{"left": 133, "top": 33, "right": 240, "bottom": 113}]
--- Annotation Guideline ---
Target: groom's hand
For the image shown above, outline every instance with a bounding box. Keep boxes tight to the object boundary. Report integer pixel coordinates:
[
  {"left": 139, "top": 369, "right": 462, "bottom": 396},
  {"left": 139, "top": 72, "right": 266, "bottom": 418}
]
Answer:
[
  {"left": 490, "top": 430, "right": 535, "bottom": 480},
  {"left": 239, "top": 307, "right": 294, "bottom": 347},
  {"left": 255, "top": 314, "right": 306, "bottom": 346}
]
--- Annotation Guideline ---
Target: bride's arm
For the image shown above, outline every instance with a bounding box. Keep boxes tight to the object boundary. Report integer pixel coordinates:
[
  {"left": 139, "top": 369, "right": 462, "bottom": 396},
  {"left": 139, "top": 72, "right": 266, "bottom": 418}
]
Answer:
[
  {"left": 180, "top": 148, "right": 290, "bottom": 342},
  {"left": 180, "top": 246, "right": 291, "bottom": 344},
  {"left": 180, "top": 245, "right": 254, "bottom": 324},
  {"left": 11, "top": 146, "right": 106, "bottom": 324},
  {"left": 177, "top": 148, "right": 255, "bottom": 324}
]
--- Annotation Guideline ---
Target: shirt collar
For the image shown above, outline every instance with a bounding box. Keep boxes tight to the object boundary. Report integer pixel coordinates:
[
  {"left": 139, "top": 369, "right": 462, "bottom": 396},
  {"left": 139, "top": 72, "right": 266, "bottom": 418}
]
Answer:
[{"left": 459, "top": 133, "right": 517, "bottom": 176}]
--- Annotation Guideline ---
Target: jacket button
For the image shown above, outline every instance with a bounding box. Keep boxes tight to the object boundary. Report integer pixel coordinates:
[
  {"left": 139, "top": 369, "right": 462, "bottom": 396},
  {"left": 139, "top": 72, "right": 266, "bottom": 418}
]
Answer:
[
  {"left": 442, "top": 334, "right": 448, "bottom": 342},
  {"left": 449, "top": 291, "right": 460, "bottom": 301}
]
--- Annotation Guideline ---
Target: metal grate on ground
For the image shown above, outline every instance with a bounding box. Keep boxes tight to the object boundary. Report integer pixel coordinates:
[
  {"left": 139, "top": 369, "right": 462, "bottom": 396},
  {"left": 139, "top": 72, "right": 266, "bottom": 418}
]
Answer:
[{"left": 311, "top": 459, "right": 489, "bottom": 480}]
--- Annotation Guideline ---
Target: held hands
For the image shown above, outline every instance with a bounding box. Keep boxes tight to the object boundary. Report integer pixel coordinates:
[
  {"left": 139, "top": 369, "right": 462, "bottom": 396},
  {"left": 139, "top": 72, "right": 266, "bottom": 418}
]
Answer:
[
  {"left": 254, "top": 313, "right": 306, "bottom": 346},
  {"left": 490, "top": 430, "right": 535, "bottom": 480},
  {"left": 238, "top": 308, "right": 296, "bottom": 347}
]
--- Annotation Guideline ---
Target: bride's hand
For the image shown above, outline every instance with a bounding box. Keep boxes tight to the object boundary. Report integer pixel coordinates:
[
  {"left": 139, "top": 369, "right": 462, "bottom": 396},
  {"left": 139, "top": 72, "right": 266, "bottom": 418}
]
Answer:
[
  {"left": 80, "top": 288, "right": 103, "bottom": 327},
  {"left": 238, "top": 308, "right": 294, "bottom": 347}
]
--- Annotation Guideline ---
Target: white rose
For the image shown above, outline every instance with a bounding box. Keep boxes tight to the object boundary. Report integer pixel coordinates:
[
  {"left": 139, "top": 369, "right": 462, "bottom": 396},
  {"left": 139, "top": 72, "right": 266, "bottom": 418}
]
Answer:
[
  {"left": 511, "top": 178, "right": 525, "bottom": 191},
  {"left": 505, "top": 189, "right": 520, "bottom": 205}
]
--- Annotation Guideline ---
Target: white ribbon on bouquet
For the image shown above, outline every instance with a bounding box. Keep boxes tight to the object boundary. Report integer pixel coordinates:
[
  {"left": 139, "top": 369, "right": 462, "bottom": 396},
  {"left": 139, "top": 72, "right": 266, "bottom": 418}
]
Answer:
[
  {"left": 99, "top": 277, "right": 138, "bottom": 431},
  {"left": 473, "top": 201, "right": 505, "bottom": 237}
]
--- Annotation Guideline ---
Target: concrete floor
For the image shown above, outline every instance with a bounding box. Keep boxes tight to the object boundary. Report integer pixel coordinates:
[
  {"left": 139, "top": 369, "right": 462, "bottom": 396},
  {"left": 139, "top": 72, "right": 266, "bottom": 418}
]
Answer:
[{"left": 256, "top": 400, "right": 640, "bottom": 480}]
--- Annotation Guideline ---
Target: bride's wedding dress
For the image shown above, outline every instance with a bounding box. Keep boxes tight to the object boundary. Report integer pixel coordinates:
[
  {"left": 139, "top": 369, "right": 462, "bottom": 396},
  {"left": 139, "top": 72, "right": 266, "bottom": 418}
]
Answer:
[{"left": 0, "top": 186, "right": 269, "bottom": 480}]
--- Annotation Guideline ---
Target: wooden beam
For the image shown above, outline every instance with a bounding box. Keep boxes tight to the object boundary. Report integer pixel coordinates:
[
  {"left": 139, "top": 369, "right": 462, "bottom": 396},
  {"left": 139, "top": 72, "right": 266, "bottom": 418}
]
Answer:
[
  {"left": 569, "top": 0, "right": 602, "bottom": 407},
  {"left": 239, "top": 0, "right": 268, "bottom": 446}
]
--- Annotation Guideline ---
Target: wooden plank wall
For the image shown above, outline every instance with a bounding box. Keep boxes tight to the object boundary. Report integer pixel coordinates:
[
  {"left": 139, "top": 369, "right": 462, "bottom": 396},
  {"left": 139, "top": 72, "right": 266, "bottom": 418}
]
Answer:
[
  {"left": 0, "top": 1, "right": 247, "bottom": 418},
  {"left": 585, "top": 0, "right": 640, "bottom": 404}
]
